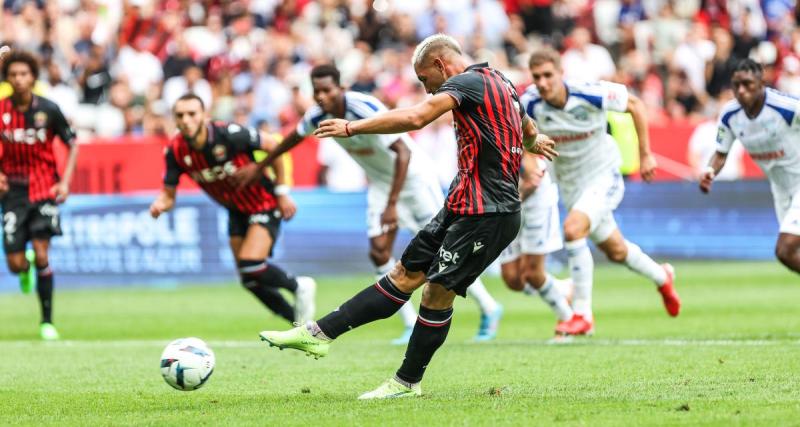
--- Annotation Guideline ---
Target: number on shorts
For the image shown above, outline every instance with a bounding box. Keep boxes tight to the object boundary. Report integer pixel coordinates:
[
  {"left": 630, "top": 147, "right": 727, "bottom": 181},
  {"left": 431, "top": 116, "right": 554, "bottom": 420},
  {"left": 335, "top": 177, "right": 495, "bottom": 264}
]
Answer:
[{"left": 3, "top": 211, "right": 17, "bottom": 235}]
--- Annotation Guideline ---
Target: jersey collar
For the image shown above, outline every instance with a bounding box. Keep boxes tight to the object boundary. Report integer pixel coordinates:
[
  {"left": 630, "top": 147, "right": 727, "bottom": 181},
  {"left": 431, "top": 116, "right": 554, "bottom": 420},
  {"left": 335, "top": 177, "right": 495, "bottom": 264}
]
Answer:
[{"left": 465, "top": 62, "right": 489, "bottom": 71}]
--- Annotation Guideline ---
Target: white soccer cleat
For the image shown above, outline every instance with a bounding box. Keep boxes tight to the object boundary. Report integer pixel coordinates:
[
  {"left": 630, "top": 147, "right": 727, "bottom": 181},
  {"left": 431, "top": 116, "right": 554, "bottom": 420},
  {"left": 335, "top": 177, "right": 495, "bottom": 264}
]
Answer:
[
  {"left": 294, "top": 276, "right": 317, "bottom": 324},
  {"left": 358, "top": 378, "right": 422, "bottom": 400}
]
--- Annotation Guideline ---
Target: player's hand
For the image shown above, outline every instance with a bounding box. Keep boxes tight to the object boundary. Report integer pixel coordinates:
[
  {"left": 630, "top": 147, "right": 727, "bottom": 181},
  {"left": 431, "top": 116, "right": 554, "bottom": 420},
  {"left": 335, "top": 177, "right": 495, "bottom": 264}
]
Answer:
[
  {"left": 525, "top": 134, "right": 558, "bottom": 160},
  {"left": 699, "top": 167, "right": 715, "bottom": 194},
  {"left": 519, "top": 169, "right": 544, "bottom": 201},
  {"left": 232, "top": 163, "right": 263, "bottom": 189},
  {"left": 380, "top": 204, "right": 399, "bottom": 233},
  {"left": 277, "top": 194, "right": 297, "bottom": 220},
  {"left": 50, "top": 181, "right": 69, "bottom": 204},
  {"left": 149, "top": 200, "right": 168, "bottom": 219},
  {"left": 0, "top": 172, "right": 8, "bottom": 197},
  {"left": 314, "top": 119, "right": 350, "bottom": 138},
  {"left": 640, "top": 152, "right": 657, "bottom": 182}
]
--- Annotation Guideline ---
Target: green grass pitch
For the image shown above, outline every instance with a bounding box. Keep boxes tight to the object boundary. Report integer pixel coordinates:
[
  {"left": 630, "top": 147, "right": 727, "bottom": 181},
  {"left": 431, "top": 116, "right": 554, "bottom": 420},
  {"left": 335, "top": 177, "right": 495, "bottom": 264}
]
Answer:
[{"left": 1, "top": 261, "right": 799, "bottom": 426}]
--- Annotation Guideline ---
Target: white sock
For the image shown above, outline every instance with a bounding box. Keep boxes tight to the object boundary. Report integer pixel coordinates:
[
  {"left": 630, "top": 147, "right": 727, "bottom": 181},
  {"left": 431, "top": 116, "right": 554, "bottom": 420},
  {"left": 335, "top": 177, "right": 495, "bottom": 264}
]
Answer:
[
  {"left": 624, "top": 240, "right": 667, "bottom": 286},
  {"left": 398, "top": 302, "right": 417, "bottom": 328},
  {"left": 537, "top": 274, "right": 574, "bottom": 321},
  {"left": 374, "top": 258, "right": 395, "bottom": 279},
  {"left": 467, "top": 277, "right": 499, "bottom": 314},
  {"left": 522, "top": 284, "right": 538, "bottom": 296},
  {"left": 566, "top": 239, "right": 593, "bottom": 319}
]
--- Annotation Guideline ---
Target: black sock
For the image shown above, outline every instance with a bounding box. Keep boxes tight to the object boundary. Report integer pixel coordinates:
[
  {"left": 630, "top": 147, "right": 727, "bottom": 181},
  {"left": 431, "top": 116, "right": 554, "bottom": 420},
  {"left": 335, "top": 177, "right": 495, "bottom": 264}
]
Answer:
[
  {"left": 316, "top": 276, "right": 410, "bottom": 339},
  {"left": 238, "top": 260, "right": 295, "bottom": 323},
  {"left": 239, "top": 259, "right": 298, "bottom": 292},
  {"left": 396, "top": 306, "right": 454, "bottom": 384},
  {"left": 36, "top": 264, "right": 54, "bottom": 324}
]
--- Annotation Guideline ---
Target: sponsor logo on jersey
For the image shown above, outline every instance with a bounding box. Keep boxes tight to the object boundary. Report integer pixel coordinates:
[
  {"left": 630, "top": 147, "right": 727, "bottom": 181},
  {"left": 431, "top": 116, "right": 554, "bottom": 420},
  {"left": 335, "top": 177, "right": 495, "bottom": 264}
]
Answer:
[
  {"left": 248, "top": 213, "right": 271, "bottom": 225},
  {"left": 1, "top": 128, "right": 48, "bottom": 144},
  {"left": 212, "top": 144, "right": 227, "bottom": 161},
  {"left": 437, "top": 246, "right": 461, "bottom": 273},
  {"left": 2, "top": 113, "right": 9, "bottom": 125},
  {"left": 184, "top": 156, "right": 192, "bottom": 166},
  {"left": 189, "top": 160, "right": 238, "bottom": 183}
]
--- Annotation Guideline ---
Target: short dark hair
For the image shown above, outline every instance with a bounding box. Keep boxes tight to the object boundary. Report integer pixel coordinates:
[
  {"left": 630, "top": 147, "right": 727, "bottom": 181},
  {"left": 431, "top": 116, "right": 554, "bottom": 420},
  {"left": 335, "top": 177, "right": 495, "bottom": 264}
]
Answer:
[
  {"left": 310, "top": 64, "right": 340, "bottom": 86},
  {"left": 734, "top": 58, "right": 764, "bottom": 76},
  {"left": 1, "top": 49, "right": 40, "bottom": 81},
  {"left": 174, "top": 93, "right": 205, "bottom": 110}
]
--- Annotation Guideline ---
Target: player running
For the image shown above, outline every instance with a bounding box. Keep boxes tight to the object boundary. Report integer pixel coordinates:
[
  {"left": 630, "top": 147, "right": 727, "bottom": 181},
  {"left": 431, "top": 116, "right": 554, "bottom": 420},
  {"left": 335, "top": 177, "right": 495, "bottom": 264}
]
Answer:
[
  {"left": 251, "top": 64, "right": 504, "bottom": 343},
  {"left": 498, "top": 152, "right": 575, "bottom": 337},
  {"left": 149, "top": 93, "right": 316, "bottom": 325},
  {"left": 0, "top": 49, "right": 79, "bottom": 340},
  {"left": 248, "top": 34, "right": 557, "bottom": 399},
  {"left": 522, "top": 49, "right": 681, "bottom": 336},
  {"left": 701, "top": 59, "right": 800, "bottom": 274}
]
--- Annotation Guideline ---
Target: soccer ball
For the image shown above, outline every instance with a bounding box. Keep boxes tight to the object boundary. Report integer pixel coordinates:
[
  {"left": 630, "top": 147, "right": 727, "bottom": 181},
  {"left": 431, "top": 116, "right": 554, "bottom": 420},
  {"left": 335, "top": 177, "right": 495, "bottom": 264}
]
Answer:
[{"left": 159, "top": 337, "right": 215, "bottom": 391}]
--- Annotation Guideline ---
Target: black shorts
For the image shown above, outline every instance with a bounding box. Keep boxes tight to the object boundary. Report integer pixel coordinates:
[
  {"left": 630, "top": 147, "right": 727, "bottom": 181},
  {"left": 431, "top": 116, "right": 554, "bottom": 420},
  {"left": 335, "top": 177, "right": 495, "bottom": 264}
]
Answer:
[
  {"left": 227, "top": 208, "right": 282, "bottom": 241},
  {"left": 400, "top": 208, "right": 521, "bottom": 296},
  {"left": 1, "top": 185, "right": 62, "bottom": 253}
]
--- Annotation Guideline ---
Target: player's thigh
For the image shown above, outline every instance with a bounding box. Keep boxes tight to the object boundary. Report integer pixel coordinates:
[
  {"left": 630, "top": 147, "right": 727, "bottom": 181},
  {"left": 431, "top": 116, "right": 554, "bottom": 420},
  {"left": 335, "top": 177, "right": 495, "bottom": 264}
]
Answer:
[
  {"left": 420, "top": 282, "right": 457, "bottom": 310},
  {"left": 566, "top": 171, "right": 624, "bottom": 240},
  {"left": 369, "top": 227, "right": 398, "bottom": 256},
  {"left": 29, "top": 201, "right": 61, "bottom": 241},
  {"left": 388, "top": 261, "right": 428, "bottom": 293},
  {"left": 238, "top": 223, "right": 274, "bottom": 260},
  {"left": 229, "top": 236, "right": 244, "bottom": 262},
  {"left": 399, "top": 208, "right": 449, "bottom": 281},
  {"left": 2, "top": 197, "right": 32, "bottom": 256},
  {"left": 397, "top": 180, "right": 443, "bottom": 233},
  {"left": 366, "top": 185, "right": 388, "bottom": 238},
  {"left": 595, "top": 227, "right": 627, "bottom": 262},
  {"left": 500, "top": 258, "right": 523, "bottom": 291},
  {"left": 520, "top": 201, "right": 563, "bottom": 255},
  {"left": 776, "top": 189, "right": 800, "bottom": 237}
]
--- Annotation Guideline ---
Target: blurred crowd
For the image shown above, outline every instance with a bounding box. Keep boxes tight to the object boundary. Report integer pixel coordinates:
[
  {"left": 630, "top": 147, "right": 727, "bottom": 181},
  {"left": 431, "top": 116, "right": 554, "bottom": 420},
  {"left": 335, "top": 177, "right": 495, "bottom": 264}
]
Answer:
[{"left": 1, "top": 0, "right": 798, "bottom": 183}]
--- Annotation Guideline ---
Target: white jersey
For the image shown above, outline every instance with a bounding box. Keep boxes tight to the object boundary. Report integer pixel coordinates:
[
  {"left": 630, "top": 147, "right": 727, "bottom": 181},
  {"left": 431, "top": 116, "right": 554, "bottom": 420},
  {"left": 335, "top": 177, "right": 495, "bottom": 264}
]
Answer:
[
  {"left": 521, "top": 81, "right": 628, "bottom": 190},
  {"left": 716, "top": 88, "right": 800, "bottom": 195},
  {"left": 524, "top": 157, "right": 558, "bottom": 208},
  {"left": 297, "top": 91, "right": 437, "bottom": 190}
]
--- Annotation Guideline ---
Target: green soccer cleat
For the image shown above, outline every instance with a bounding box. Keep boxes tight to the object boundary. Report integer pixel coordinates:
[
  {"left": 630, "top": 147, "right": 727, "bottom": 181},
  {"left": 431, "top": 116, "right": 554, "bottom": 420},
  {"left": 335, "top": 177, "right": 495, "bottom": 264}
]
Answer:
[
  {"left": 358, "top": 378, "right": 422, "bottom": 400},
  {"left": 39, "top": 323, "right": 60, "bottom": 341},
  {"left": 259, "top": 325, "right": 330, "bottom": 359},
  {"left": 19, "top": 249, "right": 36, "bottom": 294}
]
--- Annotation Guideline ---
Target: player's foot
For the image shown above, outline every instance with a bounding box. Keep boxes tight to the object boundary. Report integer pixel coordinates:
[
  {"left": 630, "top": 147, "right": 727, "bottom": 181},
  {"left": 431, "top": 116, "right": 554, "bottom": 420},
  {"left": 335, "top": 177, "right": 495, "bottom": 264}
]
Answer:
[
  {"left": 555, "top": 314, "right": 594, "bottom": 336},
  {"left": 19, "top": 249, "right": 36, "bottom": 294},
  {"left": 357, "top": 377, "right": 422, "bottom": 400},
  {"left": 390, "top": 327, "right": 413, "bottom": 345},
  {"left": 474, "top": 304, "right": 503, "bottom": 342},
  {"left": 259, "top": 325, "right": 329, "bottom": 359},
  {"left": 658, "top": 263, "right": 681, "bottom": 317},
  {"left": 294, "top": 276, "right": 317, "bottom": 324},
  {"left": 39, "top": 323, "right": 60, "bottom": 341}
]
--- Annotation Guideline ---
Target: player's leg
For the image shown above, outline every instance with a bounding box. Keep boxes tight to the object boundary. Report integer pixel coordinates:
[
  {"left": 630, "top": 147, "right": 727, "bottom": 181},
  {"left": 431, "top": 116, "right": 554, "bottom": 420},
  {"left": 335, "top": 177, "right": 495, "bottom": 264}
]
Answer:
[
  {"left": 775, "top": 233, "right": 800, "bottom": 273},
  {"left": 469, "top": 276, "right": 503, "bottom": 341},
  {"left": 2, "top": 199, "right": 35, "bottom": 292},
  {"left": 563, "top": 209, "right": 594, "bottom": 320},
  {"left": 31, "top": 238, "right": 58, "bottom": 340},
  {"left": 522, "top": 254, "right": 574, "bottom": 323}
]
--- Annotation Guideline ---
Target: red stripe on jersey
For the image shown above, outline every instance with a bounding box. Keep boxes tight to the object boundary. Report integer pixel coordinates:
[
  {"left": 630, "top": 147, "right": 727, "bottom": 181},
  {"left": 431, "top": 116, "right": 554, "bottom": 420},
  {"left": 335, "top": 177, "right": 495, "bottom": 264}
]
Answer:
[
  {"left": 485, "top": 70, "right": 515, "bottom": 181},
  {"left": 479, "top": 71, "right": 508, "bottom": 180},
  {"left": 459, "top": 107, "right": 486, "bottom": 214},
  {"left": 465, "top": 114, "right": 485, "bottom": 214}
]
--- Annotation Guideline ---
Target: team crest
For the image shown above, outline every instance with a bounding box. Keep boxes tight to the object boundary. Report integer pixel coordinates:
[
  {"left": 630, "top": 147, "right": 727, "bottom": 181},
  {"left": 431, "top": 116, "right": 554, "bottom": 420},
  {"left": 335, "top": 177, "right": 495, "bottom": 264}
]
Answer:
[
  {"left": 184, "top": 155, "right": 192, "bottom": 166},
  {"left": 212, "top": 144, "right": 226, "bottom": 161},
  {"left": 34, "top": 111, "right": 47, "bottom": 127},
  {"left": 2, "top": 113, "right": 9, "bottom": 125}
]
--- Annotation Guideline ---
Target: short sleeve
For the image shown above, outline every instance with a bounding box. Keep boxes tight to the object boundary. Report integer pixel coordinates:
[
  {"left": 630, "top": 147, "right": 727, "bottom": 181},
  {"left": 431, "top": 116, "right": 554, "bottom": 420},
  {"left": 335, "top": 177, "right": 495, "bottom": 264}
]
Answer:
[
  {"left": 225, "top": 123, "right": 261, "bottom": 153},
  {"left": 163, "top": 147, "right": 183, "bottom": 187},
  {"left": 715, "top": 115, "right": 735, "bottom": 154},
  {"left": 600, "top": 81, "right": 629, "bottom": 113},
  {"left": 436, "top": 72, "right": 483, "bottom": 106},
  {"left": 297, "top": 106, "right": 326, "bottom": 137},
  {"left": 51, "top": 105, "right": 76, "bottom": 146}
]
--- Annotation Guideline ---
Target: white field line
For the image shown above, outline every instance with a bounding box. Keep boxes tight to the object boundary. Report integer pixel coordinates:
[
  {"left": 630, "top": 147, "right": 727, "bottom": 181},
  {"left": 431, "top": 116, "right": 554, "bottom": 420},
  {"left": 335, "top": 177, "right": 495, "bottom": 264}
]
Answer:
[{"left": 1, "top": 338, "right": 799, "bottom": 349}]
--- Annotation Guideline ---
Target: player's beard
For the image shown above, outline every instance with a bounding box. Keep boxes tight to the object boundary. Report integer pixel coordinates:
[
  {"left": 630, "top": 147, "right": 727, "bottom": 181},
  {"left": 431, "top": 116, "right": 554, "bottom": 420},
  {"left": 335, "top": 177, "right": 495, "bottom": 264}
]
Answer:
[{"left": 184, "top": 123, "right": 204, "bottom": 148}]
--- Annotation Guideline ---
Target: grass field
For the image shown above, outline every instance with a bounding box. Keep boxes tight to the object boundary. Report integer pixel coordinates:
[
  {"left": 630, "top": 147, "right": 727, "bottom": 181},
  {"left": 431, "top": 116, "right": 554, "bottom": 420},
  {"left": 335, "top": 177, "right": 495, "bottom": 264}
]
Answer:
[{"left": 1, "top": 261, "right": 800, "bottom": 426}]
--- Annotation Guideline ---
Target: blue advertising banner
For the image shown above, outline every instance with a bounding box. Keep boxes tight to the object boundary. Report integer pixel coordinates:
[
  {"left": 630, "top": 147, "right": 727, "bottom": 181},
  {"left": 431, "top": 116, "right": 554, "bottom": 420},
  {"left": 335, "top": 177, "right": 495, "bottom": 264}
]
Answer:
[{"left": 0, "top": 181, "right": 781, "bottom": 289}]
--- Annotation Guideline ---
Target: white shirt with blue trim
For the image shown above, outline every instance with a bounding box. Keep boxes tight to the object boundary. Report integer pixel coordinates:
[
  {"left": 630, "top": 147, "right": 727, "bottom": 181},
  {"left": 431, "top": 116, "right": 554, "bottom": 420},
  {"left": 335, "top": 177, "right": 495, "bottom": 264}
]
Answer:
[
  {"left": 520, "top": 80, "right": 628, "bottom": 190},
  {"left": 297, "top": 91, "right": 436, "bottom": 189},
  {"left": 716, "top": 88, "right": 800, "bottom": 194}
]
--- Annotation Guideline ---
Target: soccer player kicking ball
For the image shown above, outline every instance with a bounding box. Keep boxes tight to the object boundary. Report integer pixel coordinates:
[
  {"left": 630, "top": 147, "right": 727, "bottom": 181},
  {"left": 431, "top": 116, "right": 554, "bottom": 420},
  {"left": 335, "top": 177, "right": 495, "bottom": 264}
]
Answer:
[
  {"left": 701, "top": 59, "right": 800, "bottom": 274},
  {"left": 242, "top": 64, "right": 504, "bottom": 344},
  {"left": 0, "top": 48, "right": 79, "bottom": 340},
  {"left": 247, "top": 34, "right": 557, "bottom": 399},
  {"left": 521, "top": 49, "right": 681, "bottom": 336},
  {"left": 149, "top": 94, "right": 316, "bottom": 325},
  {"left": 498, "top": 152, "right": 575, "bottom": 339}
]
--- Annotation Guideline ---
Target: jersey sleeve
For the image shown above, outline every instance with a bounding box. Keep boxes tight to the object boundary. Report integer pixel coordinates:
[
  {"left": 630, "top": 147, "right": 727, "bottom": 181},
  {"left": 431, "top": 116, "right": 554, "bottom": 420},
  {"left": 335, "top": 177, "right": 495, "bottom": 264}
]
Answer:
[
  {"left": 296, "top": 106, "right": 326, "bottom": 137},
  {"left": 599, "top": 81, "right": 629, "bottom": 113},
  {"left": 436, "top": 72, "right": 483, "bottom": 106},
  {"left": 225, "top": 123, "right": 261, "bottom": 153},
  {"left": 714, "top": 113, "right": 736, "bottom": 154},
  {"left": 163, "top": 147, "right": 183, "bottom": 187},
  {"left": 51, "top": 105, "right": 76, "bottom": 146}
]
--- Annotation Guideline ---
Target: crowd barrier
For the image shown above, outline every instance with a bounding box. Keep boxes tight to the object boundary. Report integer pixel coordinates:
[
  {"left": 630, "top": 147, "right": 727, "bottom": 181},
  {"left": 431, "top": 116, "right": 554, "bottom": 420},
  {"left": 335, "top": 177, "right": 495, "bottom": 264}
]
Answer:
[{"left": 0, "top": 181, "right": 780, "bottom": 289}]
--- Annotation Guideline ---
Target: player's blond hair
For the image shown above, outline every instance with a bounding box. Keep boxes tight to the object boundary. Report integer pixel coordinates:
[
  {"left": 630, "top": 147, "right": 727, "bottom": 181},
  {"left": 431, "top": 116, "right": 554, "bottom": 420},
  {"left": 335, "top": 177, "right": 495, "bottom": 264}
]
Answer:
[
  {"left": 412, "top": 34, "right": 462, "bottom": 68},
  {"left": 529, "top": 48, "right": 562, "bottom": 70}
]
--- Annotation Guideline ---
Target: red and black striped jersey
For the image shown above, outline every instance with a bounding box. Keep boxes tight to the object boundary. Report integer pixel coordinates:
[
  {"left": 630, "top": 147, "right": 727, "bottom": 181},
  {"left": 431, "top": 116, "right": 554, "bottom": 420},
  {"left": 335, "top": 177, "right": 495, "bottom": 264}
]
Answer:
[
  {"left": 0, "top": 95, "right": 76, "bottom": 203},
  {"left": 164, "top": 122, "right": 277, "bottom": 214},
  {"left": 436, "top": 63, "right": 525, "bottom": 215}
]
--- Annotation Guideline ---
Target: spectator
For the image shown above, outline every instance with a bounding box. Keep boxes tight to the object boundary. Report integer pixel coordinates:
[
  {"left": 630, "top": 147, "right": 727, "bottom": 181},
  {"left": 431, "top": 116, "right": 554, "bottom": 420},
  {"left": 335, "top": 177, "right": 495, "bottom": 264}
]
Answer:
[
  {"left": 162, "top": 64, "right": 213, "bottom": 111},
  {"left": 561, "top": 26, "right": 616, "bottom": 82}
]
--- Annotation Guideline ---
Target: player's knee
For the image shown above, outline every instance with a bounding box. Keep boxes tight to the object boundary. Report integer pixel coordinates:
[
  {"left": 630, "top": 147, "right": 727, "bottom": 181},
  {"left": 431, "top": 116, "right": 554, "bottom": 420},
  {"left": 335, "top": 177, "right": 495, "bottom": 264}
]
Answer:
[
  {"left": 34, "top": 251, "right": 49, "bottom": 269},
  {"left": 6, "top": 258, "right": 26, "bottom": 274},
  {"left": 604, "top": 246, "right": 627, "bottom": 263},
  {"left": 368, "top": 246, "right": 392, "bottom": 267},
  {"left": 388, "top": 262, "right": 426, "bottom": 294},
  {"left": 501, "top": 271, "right": 523, "bottom": 291},
  {"left": 563, "top": 218, "right": 589, "bottom": 242},
  {"left": 420, "top": 284, "right": 455, "bottom": 310},
  {"left": 523, "top": 268, "right": 547, "bottom": 288},
  {"left": 775, "top": 243, "right": 796, "bottom": 266}
]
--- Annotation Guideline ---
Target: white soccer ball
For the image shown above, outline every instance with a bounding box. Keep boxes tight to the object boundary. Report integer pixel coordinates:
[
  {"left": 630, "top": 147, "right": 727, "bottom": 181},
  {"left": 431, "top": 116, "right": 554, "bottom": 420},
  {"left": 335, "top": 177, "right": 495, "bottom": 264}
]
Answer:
[{"left": 159, "top": 337, "right": 215, "bottom": 391}]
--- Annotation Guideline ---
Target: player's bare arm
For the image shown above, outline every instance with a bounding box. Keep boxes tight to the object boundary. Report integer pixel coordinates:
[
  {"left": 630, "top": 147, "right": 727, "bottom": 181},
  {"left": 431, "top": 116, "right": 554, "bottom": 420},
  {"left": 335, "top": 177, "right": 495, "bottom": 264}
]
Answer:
[
  {"left": 626, "top": 93, "right": 656, "bottom": 182},
  {"left": 699, "top": 151, "right": 729, "bottom": 194},
  {"left": 268, "top": 133, "right": 298, "bottom": 221},
  {"left": 314, "top": 93, "right": 457, "bottom": 138},
  {"left": 519, "top": 152, "right": 543, "bottom": 201},
  {"left": 149, "top": 186, "right": 177, "bottom": 219},
  {"left": 234, "top": 130, "right": 304, "bottom": 188},
  {"left": 382, "top": 139, "right": 411, "bottom": 232},
  {"left": 0, "top": 170, "right": 8, "bottom": 196},
  {"left": 52, "top": 143, "right": 79, "bottom": 203},
  {"left": 521, "top": 115, "right": 557, "bottom": 160}
]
